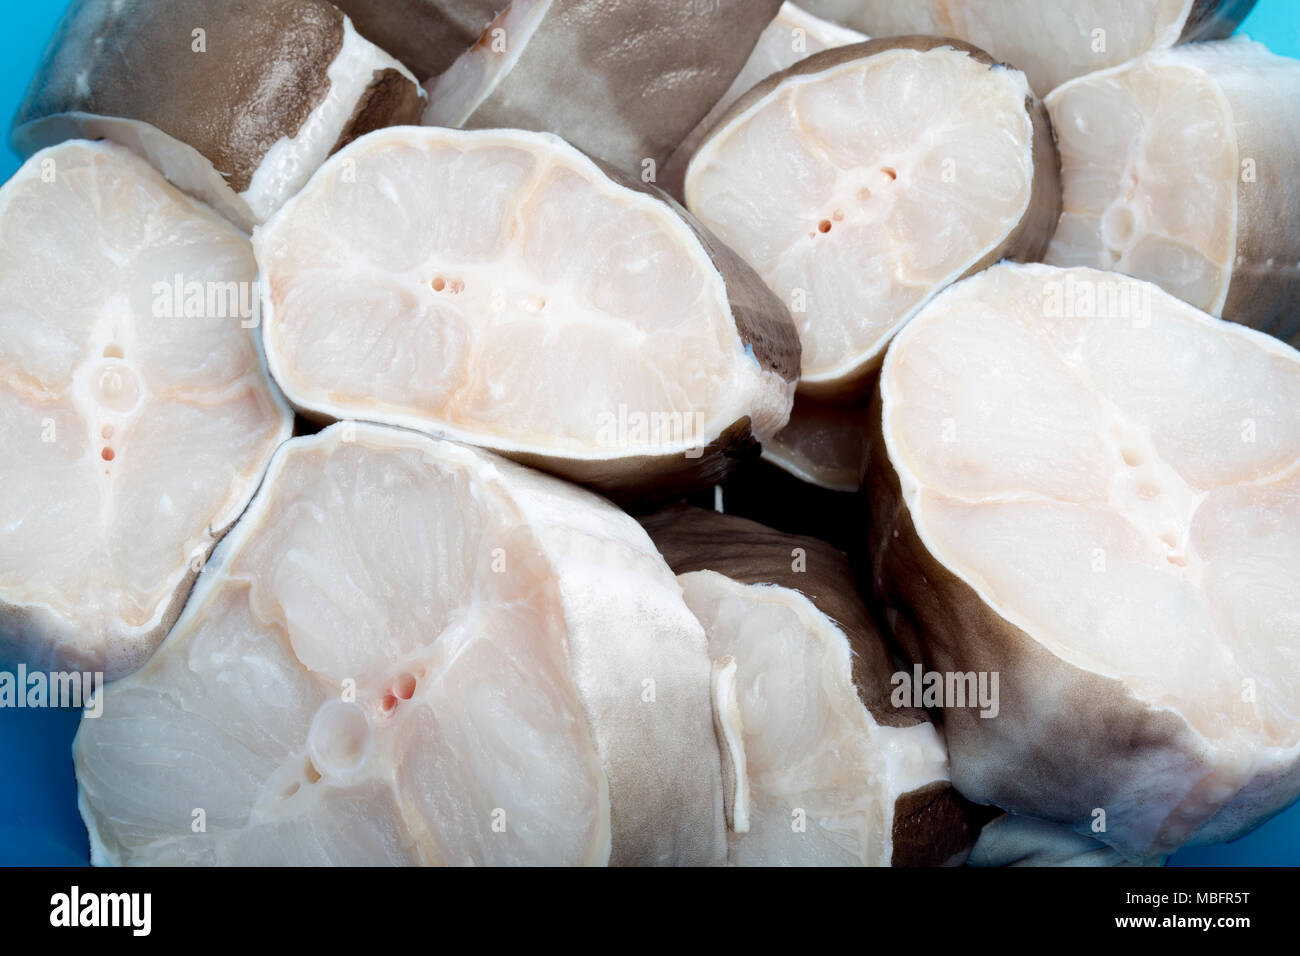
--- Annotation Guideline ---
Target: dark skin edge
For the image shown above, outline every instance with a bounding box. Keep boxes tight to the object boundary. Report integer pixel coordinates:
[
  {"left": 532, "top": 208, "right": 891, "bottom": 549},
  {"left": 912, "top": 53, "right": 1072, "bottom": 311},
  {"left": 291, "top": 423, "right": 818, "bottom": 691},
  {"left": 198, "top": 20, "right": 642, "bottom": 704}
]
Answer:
[
  {"left": 331, "top": 0, "right": 503, "bottom": 81},
  {"left": 640, "top": 503, "right": 991, "bottom": 864},
  {"left": 16, "top": 0, "right": 346, "bottom": 193},
  {"left": 690, "top": 34, "right": 1062, "bottom": 403},
  {"left": 282, "top": 141, "right": 799, "bottom": 507},
  {"left": 865, "top": 376, "right": 1208, "bottom": 860}
]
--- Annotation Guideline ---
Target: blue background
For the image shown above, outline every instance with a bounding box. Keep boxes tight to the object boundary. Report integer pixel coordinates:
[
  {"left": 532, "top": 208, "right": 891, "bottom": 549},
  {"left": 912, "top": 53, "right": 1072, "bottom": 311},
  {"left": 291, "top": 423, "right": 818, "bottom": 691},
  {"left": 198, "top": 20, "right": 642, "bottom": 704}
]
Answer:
[{"left": 0, "top": 0, "right": 1298, "bottom": 867}]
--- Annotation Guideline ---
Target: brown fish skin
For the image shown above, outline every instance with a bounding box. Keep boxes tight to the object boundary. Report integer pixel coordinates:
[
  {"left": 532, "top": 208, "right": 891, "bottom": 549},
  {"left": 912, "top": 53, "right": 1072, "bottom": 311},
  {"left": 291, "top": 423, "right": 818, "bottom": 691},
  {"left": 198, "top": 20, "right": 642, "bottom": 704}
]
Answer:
[
  {"left": 763, "top": 396, "right": 873, "bottom": 493},
  {"left": 429, "top": 0, "right": 786, "bottom": 175},
  {"left": 12, "top": 0, "right": 423, "bottom": 227},
  {"left": 330, "top": 69, "right": 427, "bottom": 154},
  {"left": 867, "top": 396, "right": 1183, "bottom": 860},
  {"left": 641, "top": 504, "right": 987, "bottom": 864},
  {"left": 14, "top": 0, "right": 344, "bottom": 194},
  {"left": 892, "top": 781, "right": 997, "bottom": 867},
  {"left": 331, "top": 0, "right": 504, "bottom": 80}
]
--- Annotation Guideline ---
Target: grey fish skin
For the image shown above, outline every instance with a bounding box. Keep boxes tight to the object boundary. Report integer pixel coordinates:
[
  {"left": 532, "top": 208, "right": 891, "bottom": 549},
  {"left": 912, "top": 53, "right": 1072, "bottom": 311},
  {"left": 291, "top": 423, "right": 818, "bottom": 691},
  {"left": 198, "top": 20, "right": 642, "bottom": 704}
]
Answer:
[
  {"left": 332, "top": 0, "right": 505, "bottom": 80},
  {"left": 423, "top": 0, "right": 785, "bottom": 177},
  {"left": 12, "top": 0, "right": 423, "bottom": 229}
]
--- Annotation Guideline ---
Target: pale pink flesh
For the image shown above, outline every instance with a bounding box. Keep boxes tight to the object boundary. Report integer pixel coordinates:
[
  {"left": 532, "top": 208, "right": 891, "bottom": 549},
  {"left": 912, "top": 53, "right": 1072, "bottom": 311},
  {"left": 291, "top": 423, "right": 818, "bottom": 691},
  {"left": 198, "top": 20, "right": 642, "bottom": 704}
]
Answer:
[
  {"left": 255, "top": 127, "right": 790, "bottom": 459},
  {"left": 686, "top": 46, "right": 1035, "bottom": 387},
  {"left": 1046, "top": 53, "right": 1237, "bottom": 312},
  {"left": 0, "top": 141, "right": 289, "bottom": 676},
  {"left": 884, "top": 263, "right": 1300, "bottom": 746}
]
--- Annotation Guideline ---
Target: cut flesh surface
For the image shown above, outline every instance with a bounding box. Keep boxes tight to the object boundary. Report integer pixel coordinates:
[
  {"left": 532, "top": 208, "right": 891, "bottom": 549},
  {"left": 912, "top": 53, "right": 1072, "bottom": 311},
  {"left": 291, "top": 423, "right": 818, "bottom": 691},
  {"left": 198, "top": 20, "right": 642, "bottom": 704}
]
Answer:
[
  {"left": 1046, "top": 54, "right": 1235, "bottom": 311},
  {"left": 685, "top": 39, "right": 1053, "bottom": 397},
  {"left": 877, "top": 261, "right": 1300, "bottom": 855},
  {"left": 0, "top": 141, "right": 291, "bottom": 679},
  {"left": 421, "top": 0, "right": 787, "bottom": 174},
  {"left": 255, "top": 126, "right": 797, "bottom": 496},
  {"left": 12, "top": 0, "right": 424, "bottom": 229},
  {"left": 75, "top": 423, "right": 727, "bottom": 865},
  {"left": 681, "top": 570, "right": 947, "bottom": 865},
  {"left": 1046, "top": 40, "right": 1300, "bottom": 345},
  {"left": 640, "top": 505, "right": 980, "bottom": 866},
  {"left": 799, "top": 0, "right": 1254, "bottom": 95},
  {"left": 660, "top": 2, "right": 866, "bottom": 197}
]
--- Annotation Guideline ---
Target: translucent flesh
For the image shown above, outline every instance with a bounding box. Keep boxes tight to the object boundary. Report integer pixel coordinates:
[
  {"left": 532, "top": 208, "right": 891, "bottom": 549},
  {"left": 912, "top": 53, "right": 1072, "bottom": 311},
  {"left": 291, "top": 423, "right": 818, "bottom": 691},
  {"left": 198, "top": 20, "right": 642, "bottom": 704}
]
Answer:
[
  {"left": 883, "top": 264, "right": 1300, "bottom": 746},
  {"left": 669, "top": 3, "right": 865, "bottom": 176},
  {"left": 680, "top": 570, "right": 946, "bottom": 866},
  {"left": 256, "top": 128, "right": 768, "bottom": 455},
  {"left": 686, "top": 47, "right": 1034, "bottom": 383},
  {"left": 801, "top": 0, "right": 1191, "bottom": 95},
  {"left": 75, "top": 433, "right": 611, "bottom": 865},
  {"left": 0, "top": 141, "right": 287, "bottom": 669},
  {"left": 711, "top": 3, "right": 866, "bottom": 126},
  {"left": 1046, "top": 59, "right": 1236, "bottom": 313}
]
